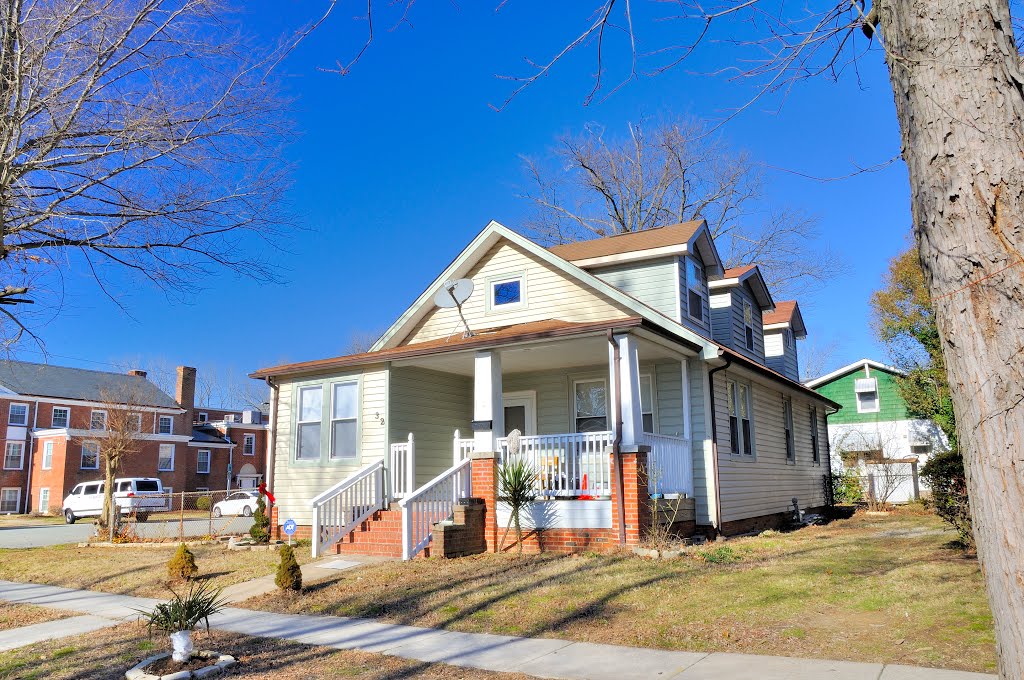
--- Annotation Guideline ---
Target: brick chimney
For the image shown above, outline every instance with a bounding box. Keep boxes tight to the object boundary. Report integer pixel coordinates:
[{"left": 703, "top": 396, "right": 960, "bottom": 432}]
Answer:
[
  {"left": 127, "top": 369, "right": 147, "bottom": 378},
  {"left": 175, "top": 366, "right": 197, "bottom": 425}
]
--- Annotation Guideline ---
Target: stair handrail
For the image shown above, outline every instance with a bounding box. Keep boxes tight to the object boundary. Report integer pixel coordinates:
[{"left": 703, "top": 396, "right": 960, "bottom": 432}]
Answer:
[
  {"left": 311, "top": 459, "right": 385, "bottom": 558},
  {"left": 398, "top": 457, "right": 472, "bottom": 560}
]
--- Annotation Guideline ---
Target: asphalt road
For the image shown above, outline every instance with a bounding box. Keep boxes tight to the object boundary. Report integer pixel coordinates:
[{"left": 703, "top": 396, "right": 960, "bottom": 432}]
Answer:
[{"left": 0, "top": 517, "right": 255, "bottom": 548}]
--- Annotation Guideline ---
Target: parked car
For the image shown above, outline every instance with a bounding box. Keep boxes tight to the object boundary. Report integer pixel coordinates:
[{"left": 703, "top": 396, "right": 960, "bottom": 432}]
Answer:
[
  {"left": 62, "top": 477, "right": 165, "bottom": 524},
  {"left": 212, "top": 491, "right": 258, "bottom": 518}
]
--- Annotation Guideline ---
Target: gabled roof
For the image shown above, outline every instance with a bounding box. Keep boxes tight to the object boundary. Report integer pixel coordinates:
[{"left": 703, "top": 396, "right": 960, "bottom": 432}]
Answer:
[
  {"left": 0, "top": 360, "right": 180, "bottom": 409},
  {"left": 548, "top": 221, "right": 703, "bottom": 261},
  {"left": 804, "top": 358, "right": 904, "bottom": 389},
  {"left": 762, "top": 300, "right": 807, "bottom": 338},
  {"left": 707, "top": 264, "right": 775, "bottom": 310}
]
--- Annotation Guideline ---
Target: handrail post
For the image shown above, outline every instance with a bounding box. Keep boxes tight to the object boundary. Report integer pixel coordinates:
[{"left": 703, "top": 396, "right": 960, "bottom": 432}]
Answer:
[
  {"left": 407, "top": 433, "right": 416, "bottom": 497},
  {"left": 401, "top": 501, "right": 412, "bottom": 560},
  {"left": 311, "top": 501, "right": 321, "bottom": 559},
  {"left": 453, "top": 429, "right": 461, "bottom": 467}
]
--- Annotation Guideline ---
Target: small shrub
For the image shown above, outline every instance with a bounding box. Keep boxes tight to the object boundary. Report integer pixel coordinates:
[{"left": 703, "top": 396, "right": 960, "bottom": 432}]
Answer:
[
  {"left": 195, "top": 496, "right": 211, "bottom": 511},
  {"left": 140, "top": 582, "right": 227, "bottom": 635},
  {"left": 697, "top": 545, "right": 740, "bottom": 564},
  {"left": 921, "top": 449, "right": 974, "bottom": 550},
  {"left": 275, "top": 544, "right": 302, "bottom": 591},
  {"left": 249, "top": 494, "right": 270, "bottom": 544},
  {"left": 831, "top": 469, "right": 864, "bottom": 504},
  {"left": 167, "top": 543, "right": 198, "bottom": 581}
]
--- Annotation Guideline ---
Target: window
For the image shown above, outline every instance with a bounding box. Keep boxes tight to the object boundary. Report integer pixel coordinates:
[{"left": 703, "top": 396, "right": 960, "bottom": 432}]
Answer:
[
  {"left": 296, "top": 386, "right": 322, "bottom": 461},
  {"left": 727, "top": 380, "right": 754, "bottom": 456},
  {"left": 163, "top": 487, "right": 173, "bottom": 510},
  {"left": 783, "top": 329, "right": 792, "bottom": 349},
  {"left": 783, "top": 397, "right": 795, "bottom": 462},
  {"left": 686, "top": 258, "right": 705, "bottom": 322},
  {"left": 42, "top": 441, "right": 53, "bottom": 469},
  {"left": 158, "top": 444, "right": 175, "bottom": 471},
  {"left": 198, "top": 412, "right": 209, "bottom": 423},
  {"left": 910, "top": 443, "right": 932, "bottom": 457},
  {"left": 491, "top": 277, "right": 523, "bottom": 307},
  {"left": 82, "top": 482, "right": 102, "bottom": 495},
  {"left": 38, "top": 488, "right": 50, "bottom": 513},
  {"left": 810, "top": 407, "right": 820, "bottom": 464},
  {"left": 574, "top": 380, "right": 608, "bottom": 433},
  {"left": 639, "top": 375, "right": 655, "bottom": 433},
  {"left": 224, "top": 414, "right": 236, "bottom": 423},
  {"left": 128, "top": 414, "right": 143, "bottom": 433},
  {"left": 51, "top": 407, "right": 70, "bottom": 429},
  {"left": 855, "top": 377, "right": 880, "bottom": 413},
  {"left": 8, "top": 403, "right": 27, "bottom": 426},
  {"left": 81, "top": 441, "right": 100, "bottom": 469},
  {"left": 196, "top": 487, "right": 209, "bottom": 493},
  {"left": 743, "top": 300, "right": 755, "bottom": 351},
  {"left": 196, "top": 449, "right": 210, "bottom": 474},
  {"left": 331, "top": 382, "right": 359, "bottom": 460},
  {"left": 3, "top": 442, "right": 23, "bottom": 469},
  {"left": 90, "top": 410, "right": 107, "bottom": 430},
  {"left": 0, "top": 488, "right": 19, "bottom": 513},
  {"left": 158, "top": 415, "right": 173, "bottom": 435},
  {"left": 243, "top": 433, "right": 256, "bottom": 456}
]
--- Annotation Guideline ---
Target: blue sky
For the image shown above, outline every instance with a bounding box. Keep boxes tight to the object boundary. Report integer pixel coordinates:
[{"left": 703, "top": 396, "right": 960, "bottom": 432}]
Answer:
[{"left": 25, "top": 3, "right": 910, "bottom": 394}]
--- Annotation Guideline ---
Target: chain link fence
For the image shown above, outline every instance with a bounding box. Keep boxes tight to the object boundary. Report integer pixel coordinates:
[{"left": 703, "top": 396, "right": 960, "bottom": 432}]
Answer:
[{"left": 116, "top": 489, "right": 259, "bottom": 542}]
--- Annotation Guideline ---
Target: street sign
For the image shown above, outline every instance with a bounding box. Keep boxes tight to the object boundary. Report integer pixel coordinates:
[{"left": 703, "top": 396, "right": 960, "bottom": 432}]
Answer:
[{"left": 282, "top": 519, "right": 297, "bottom": 536}]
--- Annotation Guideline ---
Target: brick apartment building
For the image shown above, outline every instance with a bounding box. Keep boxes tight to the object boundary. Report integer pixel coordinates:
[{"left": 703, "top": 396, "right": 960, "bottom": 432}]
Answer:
[{"left": 0, "top": 361, "right": 268, "bottom": 515}]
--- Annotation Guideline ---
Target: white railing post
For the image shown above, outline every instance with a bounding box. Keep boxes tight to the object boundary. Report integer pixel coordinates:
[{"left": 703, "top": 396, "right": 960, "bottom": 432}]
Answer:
[
  {"left": 401, "top": 500, "right": 412, "bottom": 560},
  {"left": 406, "top": 433, "right": 416, "bottom": 497},
  {"left": 311, "top": 502, "right": 321, "bottom": 559},
  {"left": 454, "top": 429, "right": 461, "bottom": 467}
]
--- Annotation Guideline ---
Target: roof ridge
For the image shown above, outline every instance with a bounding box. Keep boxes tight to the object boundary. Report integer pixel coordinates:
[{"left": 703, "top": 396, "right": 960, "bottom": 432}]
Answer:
[{"left": 0, "top": 358, "right": 145, "bottom": 379}]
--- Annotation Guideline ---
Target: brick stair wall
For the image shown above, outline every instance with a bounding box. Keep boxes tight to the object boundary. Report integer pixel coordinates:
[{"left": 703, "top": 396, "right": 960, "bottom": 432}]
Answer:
[{"left": 332, "top": 508, "right": 431, "bottom": 558}]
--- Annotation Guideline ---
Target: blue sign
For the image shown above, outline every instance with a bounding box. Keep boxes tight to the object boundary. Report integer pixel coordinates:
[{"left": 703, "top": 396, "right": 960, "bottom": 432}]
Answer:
[{"left": 282, "top": 519, "right": 297, "bottom": 536}]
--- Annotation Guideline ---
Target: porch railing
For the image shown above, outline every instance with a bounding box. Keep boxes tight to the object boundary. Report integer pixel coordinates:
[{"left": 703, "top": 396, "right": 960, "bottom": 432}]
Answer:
[
  {"left": 497, "top": 431, "right": 613, "bottom": 498},
  {"left": 389, "top": 434, "right": 416, "bottom": 500},
  {"left": 310, "top": 459, "right": 385, "bottom": 558},
  {"left": 453, "top": 429, "right": 475, "bottom": 466},
  {"left": 641, "top": 432, "right": 693, "bottom": 497},
  {"left": 399, "top": 457, "right": 472, "bottom": 560}
]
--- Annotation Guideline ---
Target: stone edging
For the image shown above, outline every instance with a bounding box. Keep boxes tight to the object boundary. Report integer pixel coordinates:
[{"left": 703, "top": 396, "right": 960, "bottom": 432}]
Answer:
[{"left": 125, "top": 650, "right": 236, "bottom": 680}]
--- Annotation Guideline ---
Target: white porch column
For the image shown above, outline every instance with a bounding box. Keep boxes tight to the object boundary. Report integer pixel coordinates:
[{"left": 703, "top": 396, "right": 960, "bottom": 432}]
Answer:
[
  {"left": 473, "top": 350, "right": 504, "bottom": 452},
  {"left": 681, "top": 358, "right": 692, "bottom": 440},
  {"left": 609, "top": 333, "right": 643, "bottom": 446}
]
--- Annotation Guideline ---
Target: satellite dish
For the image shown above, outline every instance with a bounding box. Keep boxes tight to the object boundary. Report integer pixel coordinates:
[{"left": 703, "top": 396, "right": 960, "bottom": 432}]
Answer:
[{"left": 434, "top": 279, "right": 475, "bottom": 338}]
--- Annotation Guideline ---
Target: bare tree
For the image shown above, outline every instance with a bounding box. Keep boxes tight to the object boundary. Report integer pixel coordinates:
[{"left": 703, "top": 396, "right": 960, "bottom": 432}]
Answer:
[
  {"left": 0, "top": 0, "right": 292, "bottom": 344},
  {"left": 833, "top": 425, "right": 917, "bottom": 511},
  {"left": 799, "top": 337, "right": 841, "bottom": 383},
  {"left": 520, "top": 119, "right": 837, "bottom": 297}
]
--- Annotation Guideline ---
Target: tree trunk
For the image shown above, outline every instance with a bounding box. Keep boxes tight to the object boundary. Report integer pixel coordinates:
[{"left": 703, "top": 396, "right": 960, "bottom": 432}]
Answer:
[{"left": 879, "top": 2, "right": 1024, "bottom": 676}]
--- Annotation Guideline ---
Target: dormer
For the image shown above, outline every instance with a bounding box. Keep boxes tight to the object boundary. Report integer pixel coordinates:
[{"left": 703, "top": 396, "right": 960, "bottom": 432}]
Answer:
[
  {"left": 762, "top": 300, "right": 806, "bottom": 381},
  {"left": 707, "top": 265, "right": 774, "bottom": 363},
  {"left": 548, "top": 221, "right": 725, "bottom": 336}
]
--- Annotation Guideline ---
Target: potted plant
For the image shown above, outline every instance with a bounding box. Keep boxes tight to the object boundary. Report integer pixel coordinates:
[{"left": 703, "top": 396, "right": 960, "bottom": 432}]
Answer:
[{"left": 139, "top": 582, "right": 228, "bottom": 663}]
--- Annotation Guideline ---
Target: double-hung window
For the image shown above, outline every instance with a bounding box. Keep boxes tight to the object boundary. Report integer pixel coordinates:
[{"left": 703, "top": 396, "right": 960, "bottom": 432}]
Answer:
[
  {"left": 3, "top": 442, "right": 23, "bottom": 469},
  {"left": 639, "top": 375, "right": 655, "bottom": 433},
  {"left": 296, "top": 386, "right": 323, "bottom": 461},
  {"left": 90, "top": 410, "right": 107, "bottom": 430},
  {"left": 158, "top": 444, "right": 175, "bottom": 471},
  {"left": 0, "top": 488, "right": 19, "bottom": 513},
  {"left": 81, "top": 441, "right": 100, "bottom": 469},
  {"left": 8, "top": 404, "right": 27, "bottom": 426},
  {"left": 38, "top": 488, "right": 50, "bottom": 513},
  {"left": 158, "top": 415, "right": 173, "bottom": 435},
  {"left": 743, "top": 300, "right": 755, "bottom": 351},
  {"left": 686, "top": 259, "right": 705, "bottom": 322},
  {"left": 783, "top": 397, "right": 795, "bottom": 462},
  {"left": 42, "top": 441, "right": 54, "bottom": 469},
  {"left": 51, "top": 407, "right": 70, "bottom": 428},
  {"left": 810, "top": 407, "right": 820, "bottom": 464},
  {"left": 196, "top": 449, "right": 211, "bottom": 474},
  {"left": 574, "top": 380, "right": 608, "bottom": 433},
  {"left": 128, "top": 414, "right": 143, "bottom": 433},
  {"left": 727, "top": 380, "right": 754, "bottom": 456},
  {"left": 243, "top": 433, "right": 256, "bottom": 456},
  {"left": 330, "top": 382, "right": 359, "bottom": 460}
]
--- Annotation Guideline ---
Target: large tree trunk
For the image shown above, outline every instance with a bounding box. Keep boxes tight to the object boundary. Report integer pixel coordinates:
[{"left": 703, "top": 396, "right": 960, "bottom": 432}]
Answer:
[{"left": 879, "top": 1, "right": 1024, "bottom": 676}]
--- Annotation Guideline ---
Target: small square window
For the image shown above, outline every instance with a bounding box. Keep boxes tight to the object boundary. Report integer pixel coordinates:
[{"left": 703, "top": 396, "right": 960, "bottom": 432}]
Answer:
[
  {"left": 198, "top": 412, "right": 208, "bottom": 423},
  {"left": 158, "top": 416, "right": 173, "bottom": 435},
  {"left": 90, "top": 411, "right": 107, "bottom": 430},
  {"left": 492, "top": 278, "right": 522, "bottom": 307}
]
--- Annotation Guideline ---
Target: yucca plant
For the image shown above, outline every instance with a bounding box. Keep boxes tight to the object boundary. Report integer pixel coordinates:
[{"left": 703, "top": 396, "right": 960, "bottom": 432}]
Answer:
[
  {"left": 498, "top": 456, "right": 535, "bottom": 556},
  {"left": 138, "top": 582, "right": 228, "bottom": 662}
]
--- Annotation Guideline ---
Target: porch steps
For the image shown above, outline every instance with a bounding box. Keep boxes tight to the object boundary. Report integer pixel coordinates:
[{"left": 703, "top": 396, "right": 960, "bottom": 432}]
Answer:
[{"left": 332, "top": 508, "right": 430, "bottom": 559}]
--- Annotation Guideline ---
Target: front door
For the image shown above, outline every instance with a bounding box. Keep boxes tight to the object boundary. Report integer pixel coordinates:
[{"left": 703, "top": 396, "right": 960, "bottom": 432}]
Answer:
[{"left": 502, "top": 392, "right": 537, "bottom": 436}]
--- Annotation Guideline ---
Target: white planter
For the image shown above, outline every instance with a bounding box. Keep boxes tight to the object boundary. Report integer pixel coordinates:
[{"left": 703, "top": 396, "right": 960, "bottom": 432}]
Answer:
[{"left": 170, "top": 630, "right": 193, "bottom": 663}]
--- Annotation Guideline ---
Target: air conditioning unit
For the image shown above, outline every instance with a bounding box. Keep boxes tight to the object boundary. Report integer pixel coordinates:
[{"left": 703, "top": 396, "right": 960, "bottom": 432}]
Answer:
[{"left": 242, "top": 410, "right": 262, "bottom": 425}]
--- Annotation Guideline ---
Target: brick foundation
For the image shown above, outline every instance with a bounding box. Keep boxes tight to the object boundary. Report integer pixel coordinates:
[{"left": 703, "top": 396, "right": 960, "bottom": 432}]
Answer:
[
  {"left": 719, "top": 505, "right": 829, "bottom": 536},
  {"left": 609, "top": 448, "right": 651, "bottom": 547},
  {"left": 496, "top": 527, "right": 619, "bottom": 554}
]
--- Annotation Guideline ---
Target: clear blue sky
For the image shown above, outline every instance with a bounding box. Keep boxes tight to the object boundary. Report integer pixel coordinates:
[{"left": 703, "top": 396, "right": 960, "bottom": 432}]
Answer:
[{"left": 25, "top": 3, "right": 910, "bottom": 390}]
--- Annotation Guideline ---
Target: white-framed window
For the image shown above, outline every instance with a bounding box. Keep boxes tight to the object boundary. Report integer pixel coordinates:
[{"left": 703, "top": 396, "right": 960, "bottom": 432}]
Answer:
[
  {"left": 639, "top": 374, "right": 655, "bottom": 433},
  {"left": 128, "top": 413, "right": 143, "bottom": 432},
  {"left": 330, "top": 382, "right": 359, "bottom": 460},
  {"left": 196, "top": 449, "right": 211, "bottom": 474},
  {"left": 910, "top": 443, "right": 932, "bottom": 456},
  {"left": 855, "top": 377, "right": 880, "bottom": 413},
  {"left": 574, "top": 379, "right": 608, "bottom": 433},
  {"left": 42, "top": 441, "right": 54, "bottom": 469},
  {"left": 743, "top": 300, "right": 755, "bottom": 351},
  {"left": 224, "top": 414, "right": 236, "bottom": 423},
  {"left": 685, "top": 258, "right": 705, "bottom": 322},
  {"left": 38, "top": 488, "right": 50, "bottom": 513},
  {"left": 81, "top": 441, "right": 100, "bottom": 469},
  {"left": 296, "top": 386, "right": 322, "bottom": 461},
  {"left": 727, "top": 380, "right": 754, "bottom": 456},
  {"left": 810, "top": 407, "right": 821, "bottom": 464},
  {"left": 3, "top": 442, "right": 23, "bottom": 469},
  {"left": 8, "top": 403, "right": 28, "bottom": 426},
  {"left": 783, "top": 397, "right": 795, "bottom": 462},
  {"left": 163, "top": 486, "right": 174, "bottom": 510},
  {"left": 198, "top": 412, "right": 209, "bottom": 423},
  {"left": 90, "top": 410, "right": 107, "bottom": 430},
  {"left": 158, "top": 415, "right": 173, "bottom": 435},
  {"left": 158, "top": 444, "right": 175, "bottom": 471},
  {"left": 243, "top": 433, "right": 256, "bottom": 456},
  {"left": 490, "top": 276, "right": 524, "bottom": 309},
  {"left": 51, "top": 407, "right": 70, "bottom": 429},
  {"left": 0, "top": 488, "right": 20, "bottom": 513}
]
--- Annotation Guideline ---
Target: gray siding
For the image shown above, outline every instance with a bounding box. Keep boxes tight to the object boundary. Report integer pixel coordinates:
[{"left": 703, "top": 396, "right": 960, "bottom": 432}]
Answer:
[
  {"left": 687, "top": 360, "right": 712, "bottom": 525},
  {"left": 729, "top": 282, "right": 765, "bottom": 364},
  {"left": 653, "top": 361, "right": 684, "bottom": 436},
  {"left": 765, "top": 330, "right": 799, "bottom": 381},
  {"left": 709, "top": 292, "right": 733, "bottom": 346},
  {"left": 591, "top": 257, "right": 680, "bottom": 321},
  {"left": 678, "top": 256, "right": 711, "bottom": 337},
  {"left": 503, "top": 370, "right": 574, "bottom": 435}
]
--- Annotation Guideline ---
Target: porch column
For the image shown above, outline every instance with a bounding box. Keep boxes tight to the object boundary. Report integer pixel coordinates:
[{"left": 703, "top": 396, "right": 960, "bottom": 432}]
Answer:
[
  {"left": 473, "top": 350, "right": 504, "bottom": 452},
  {"left": 609, "top": 334, "right": 643, "bottom": 445}
]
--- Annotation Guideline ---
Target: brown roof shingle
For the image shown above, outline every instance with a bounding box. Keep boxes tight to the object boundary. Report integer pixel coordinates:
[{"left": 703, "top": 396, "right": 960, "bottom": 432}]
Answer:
[
  {"left": 723, "top": 265, "right": 756, "bottom": 278},
  {"left": 547, "top": 221, "right": 704, "bottom": 262},
  {"left": 763, "top": 300, "right": 799, "bottom": 325}
]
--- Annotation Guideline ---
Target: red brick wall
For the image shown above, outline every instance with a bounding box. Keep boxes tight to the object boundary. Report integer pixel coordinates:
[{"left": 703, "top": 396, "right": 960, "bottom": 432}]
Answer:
[{"left": 0, "top": 398, "right": 36, "bottom": 513}]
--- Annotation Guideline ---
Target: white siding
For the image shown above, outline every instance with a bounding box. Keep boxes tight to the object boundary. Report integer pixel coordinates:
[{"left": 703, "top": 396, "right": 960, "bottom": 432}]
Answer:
[
  {"left": 591, "top": 257, "right": 680, "bottom": 321},
  {"left": 688, "top": 360, "right": 714, "bottom": 525}
]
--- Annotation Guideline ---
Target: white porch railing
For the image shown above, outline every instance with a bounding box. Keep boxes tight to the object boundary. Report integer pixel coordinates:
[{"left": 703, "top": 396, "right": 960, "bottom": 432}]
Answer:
[
  {"left": 453, "top": 429, "right": 475, "bottom": 466},
  {"left": 389, "top": 434, "right": 416, "bottom": 500},
  {"left": 399, "top": 457, "right": 472, "bottom": 560},
  {"left": 641, "top": 432, "right": 693, "bottom": 497},
  {"left": 310, "top": 460, "right": 385, "bottom": 558},
  {"left": 497, "top": 431, "right": 613, "bottom": 497}
]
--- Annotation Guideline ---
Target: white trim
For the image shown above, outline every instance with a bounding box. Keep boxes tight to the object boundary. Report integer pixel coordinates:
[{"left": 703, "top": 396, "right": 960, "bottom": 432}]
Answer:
[
  {"left": 197, "top": 412, "right": 209, "bottom": 423},
  {"left": 157, "top": 443, "right": 175, "bottom": 471},
  {"left": 89, "top": 409, "right": 107, "bottom": 431},
  {"left": 50, "top": 406, "right": 70, "bottom": 429},
  {"left": 763, "top": 322, "right": 792, "bottom": 332},
  {"left": 28, "top": 396, "right": 182, "bottom": 414},
  {"left": 0, "top": 487, "right": 21, "bottom": 514},
  {"left": 3, "top": 441, "right": 24, "bottom": 470},
  {"left": 38, "top": 487, "right": 50, "bottom": 513},
  {"left": 486, "top": 273, "right": 527, "bottom": 313},
  {"left": 295, "top": 384, "right": 323, "bottom": 462},
  {"left": 567, "top": 244, "right": 690, "bottom": 268},
  {"left": 80, "top": 440, "right": 100, "bottom": 470},
  {"left": 573, "top": 377, "right": 609, "bottom": 434},
  {"left": 329, "top": 380, "right": 359, "bottom": 461},
  {"left": 41, "top": 440, "right": 54, "bottom": 469},
  {"left": 157, "top": 415, "right": 174, "bottom": 435},
  {"left": 805, "top": 358, "right": 904, "bottom": 388},
  {"left": 707, "top": 277, "right": 741, "bottom": 289},
  {"left": 31, "top": 427, "right": 192, "bottom": 443},
  {"left": 187, "top": 441, "right": 233, "bottom": 449},
  {"left": 502, "top": 390, "right": 538, "bottom": 436},
  {"left": 242, "top": 433, "right": 256, "bottom": 456},
  {"left": 196, "top": 449, "right": 211, "bottom": 474},
  {"left": 7, "top": 402, "right": 28, "bottom": 426}
]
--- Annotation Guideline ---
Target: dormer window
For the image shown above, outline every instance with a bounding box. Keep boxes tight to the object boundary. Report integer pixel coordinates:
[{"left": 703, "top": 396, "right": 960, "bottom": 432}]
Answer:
[
  {"left": 743, "top": 300, "right": 755, "bottom": 351},
  {"left": 685, "top": 259, "right": 704, "bottom": 322},
  {"left": 491, "top": 276, "right": 523, "bottom": 308}
]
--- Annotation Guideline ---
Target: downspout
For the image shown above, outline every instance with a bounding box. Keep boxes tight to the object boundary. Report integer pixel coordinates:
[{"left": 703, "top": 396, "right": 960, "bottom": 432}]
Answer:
[
  {"left": 607, "top": 330, "right": 626, "bottom": 546},
  {"left": 24, "top": 400, "right": 37, "bottom": 514},
  {"left": 265, "top": 377, "right": 279, "bottom": 495},
  {"left": 707, "top": 355, "right": 732, "bottom": 536}
]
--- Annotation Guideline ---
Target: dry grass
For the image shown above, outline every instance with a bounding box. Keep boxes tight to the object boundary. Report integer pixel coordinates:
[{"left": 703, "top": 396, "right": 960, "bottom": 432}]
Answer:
[
  {"left": 244, "top": 511, "right": 995, "bottom": 673},
  {"left": 0, "top": 623, "right": 532, "bottom": 680},
  {"left": 0, "top": 515, "right": 65, "bottom": 527},
  {"left": 0, "top": 543, "right": 313, "bottom": 599},
  {"left": 0, "top": 604, "right": 72, "bottom": 631}
]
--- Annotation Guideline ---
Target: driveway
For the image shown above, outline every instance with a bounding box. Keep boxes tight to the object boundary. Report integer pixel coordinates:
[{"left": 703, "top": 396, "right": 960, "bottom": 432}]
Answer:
[{"left": 0, "top": 517, "right": 254, "bottom": 548}]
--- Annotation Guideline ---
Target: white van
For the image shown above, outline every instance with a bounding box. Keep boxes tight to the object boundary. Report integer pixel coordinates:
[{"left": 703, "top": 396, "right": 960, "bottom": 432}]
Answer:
[{"left": 62, "top": 477, "right": 164, "bottom": 524}]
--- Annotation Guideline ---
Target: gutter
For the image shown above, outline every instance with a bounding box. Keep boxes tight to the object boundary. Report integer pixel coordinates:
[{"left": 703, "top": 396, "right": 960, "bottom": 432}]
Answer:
[
  {"left": 707, "top": 355, "right": 732, "bottom": 535},
  {"left": 265, "top": 377, "right": 279, "bottom": 497},
  {"left": 607, "top": 330, "right": 626, "bottom": 546},
  {"left": 24, "top": 399, "right": 38, "bottom": 514}
]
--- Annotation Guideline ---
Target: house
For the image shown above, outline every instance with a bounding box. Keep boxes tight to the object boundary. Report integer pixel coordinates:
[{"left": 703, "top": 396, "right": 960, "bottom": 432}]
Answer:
[
  {"left": 252, "top": 220, "right": 840, "bottom": 559},
  {"left": 190, "top": 407, "right": 269, "bottom": 492},
  {"left": 806, "top": 358, "right": 948, "bottom": 503}
]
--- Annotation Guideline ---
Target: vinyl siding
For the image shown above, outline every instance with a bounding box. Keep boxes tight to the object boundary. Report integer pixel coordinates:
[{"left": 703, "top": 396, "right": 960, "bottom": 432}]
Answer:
[
  {"left": 389, "top": 367, "right": 472, "bottom": 486},
  {"left": 591, "top": 258, "right": 680, "bottom": 321},
  {"left": 729, "top": 283, "right": 765, "bottom": 363},
  {"left": 403, "top": 241, "right": 632, "bottom": 345},
  {"left": 503, "top": 371, "right": 573, "bottom": 435},
  {"left": 764, "top": 330, "right": 799, "bottom": 381},
  {"left": 687, "top": 360, "right": 714, "bottom": 525},
  {"left": 709, "top": 292, "right": 733, "bottom": 346}
]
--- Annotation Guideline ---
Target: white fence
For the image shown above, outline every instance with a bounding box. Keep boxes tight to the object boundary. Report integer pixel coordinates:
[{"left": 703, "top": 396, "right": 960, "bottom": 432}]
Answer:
[
  {"left": 641, "top": 432, "right": 693, "bottom": 497},
  {"left": 389, "top": 434, "right": 416, "bottom": 500},
  {"left": 497, "top": 431, "right": 613, "bottom": 498},
  {"left": 453, "top": 430, "right": 475, "bottom": 466},
  {"left": 399, "top": 457, "right": 472, "bottom": 560},
  {"left": 310, "top": 460, "right": 385, "bottom": 558}
]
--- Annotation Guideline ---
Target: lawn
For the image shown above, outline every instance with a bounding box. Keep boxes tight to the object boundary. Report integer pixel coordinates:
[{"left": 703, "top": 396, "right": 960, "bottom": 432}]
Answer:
[
  {"left": 0, "top": 623, "right": 531, "bottom": 679},
  {"left": 0, "top": 543, "right": 314, "bottom": 599},
  {"left": 0, "top": 515, "right": 65, "bottom": 527},
  {"left": 0, "top": 604, "right": 71, "bottom": 631},
  {"left": 244, "top": 510, "right": 995, "bottom": 673}
]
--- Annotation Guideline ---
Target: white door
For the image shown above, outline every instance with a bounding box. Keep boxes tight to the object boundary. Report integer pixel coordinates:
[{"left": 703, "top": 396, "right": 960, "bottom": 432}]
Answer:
[
  {"left": 502, "top": 392, "right": 537, "bottom": 437},
  {"left": 238, "top": 476, "right": 259, "bottom": 490}
]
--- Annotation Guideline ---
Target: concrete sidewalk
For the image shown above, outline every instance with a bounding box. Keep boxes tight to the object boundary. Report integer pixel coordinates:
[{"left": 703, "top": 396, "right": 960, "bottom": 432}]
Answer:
[{"left": 0, "top": 579, "right": 995, "bottom": 680}]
